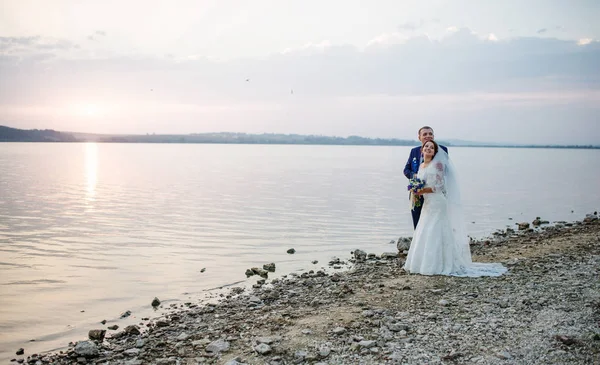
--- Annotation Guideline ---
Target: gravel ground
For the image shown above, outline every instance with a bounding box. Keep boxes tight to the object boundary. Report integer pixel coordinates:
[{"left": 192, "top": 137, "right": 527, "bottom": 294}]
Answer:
[{"left": 12, "top": 216, "right": 600, "bottom": 365}]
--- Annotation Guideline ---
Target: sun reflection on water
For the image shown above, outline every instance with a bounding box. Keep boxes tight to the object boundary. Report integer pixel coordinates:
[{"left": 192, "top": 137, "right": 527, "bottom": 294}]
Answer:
[{"left": 85, "top": 143, "right": 98, "bottom": 202}]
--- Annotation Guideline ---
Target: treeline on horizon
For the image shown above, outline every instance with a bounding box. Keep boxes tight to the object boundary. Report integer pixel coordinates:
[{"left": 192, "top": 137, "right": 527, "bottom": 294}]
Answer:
[{"left": 0, "top": 125, "right": 598, "bottom": 149}]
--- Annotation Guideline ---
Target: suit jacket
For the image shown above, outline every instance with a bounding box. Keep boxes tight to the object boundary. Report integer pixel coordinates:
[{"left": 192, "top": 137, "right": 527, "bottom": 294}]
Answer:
[{"left": 403, "top": 144, "right": 448, "bottom": 180}]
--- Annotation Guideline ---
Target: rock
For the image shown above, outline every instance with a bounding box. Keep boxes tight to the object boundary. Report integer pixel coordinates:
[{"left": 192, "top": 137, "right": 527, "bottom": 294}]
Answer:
[
  {"left": 381, "top": 252, "right": 398, "bottom": 259},
  {"left": 397, "top": 237, "right": 411, "bottom": 251},
  {"left": 319, "top": 347, "right": 331, "bottom": 358},
  {"left": 254, "top": 268, "right": 269, "bottom": 278},
  {"left": 263, "top": 263, "right": 276, "bottom": 272},
  {"left": 124, "top": 325, "right": 141, "bottom": 335},
  {"left": 311, "top": 260, "right": 318, "bottom": 264},
  {"left": 200, "top": 267, "right": 206, "bottom": 272},
  {"left": 438, "top": 299, "right": 449, "bottom": 306},
  {"left": 88, "top": 329, "right": 106, "bottom": 341},
  {"left": 135, "top": 339, "right": 146, "bottom": 348},
  {"left": 257, "top": 336, "right": 281, "bottom": 344},
  {"left": 388, "top": 323, "right": 409, "bottom": 332},
  {"left": 246, "top": 267, "right": 269, "bottom": 278},
  {"left": 107, "top": 325, "right": 119, "bottom": 330},
  {"left": 120, "top": 310, "right": 132, "bottom": 318},
  {"left": 496, "top": 351, "right": 513, "bottom": 360},
  {"left": 231, "top": 287, "right": 245, "bottom": 295},
  {"left": 74, "top": 341, "right": 99, "bottom": 357},
  {"left": 287, "top": 248, "right": 296, "bottom": 254},
  {"left": 124, "top": 360, "right": 143, "bottom": 365},
  {"left": 248, "top": 296, "right": 262, "bottom": 305},
  {"left": 16, "top": 348, "right": 24, "bottom": 355},
  {"left": 358, "top": 340, "right": 377, "bottom": 349},
  {"left": 555, "top": 335, "right": 577, "bottom": 346},
  {"left": 123, "top": 348, "right": 140, "bottom": 356},
  {"left": 332, "top": 327, "right": 346, "bottom": 335},
  {"left": 192, "top": 339, "right": 211, "bottom": 347},
  {"left": 100, "top": 320, "right": 106, "bottom": 325},
  {"left": 442, "top": 352, "right": 463, "bottom": 360},
  {"left": 176, "top": 332, "right": 189, "bottom": 341},
  {"left": 206, "top": 339, "right": 230, "bottom": 353},
  {"left": 294, "top": 350, "right": 307, "bottom": 361},
  {"left": 151, "top": 297, "right": 161, "bottom": 307},
  {"left": 224, "top": 358, "right": 247, "bottom": 365},
  {"left": 353, "top": 250, "right": 367, "bottom": 262},
  {"left": 155, "top": 359, "right": 177, "bottom": 365},
  {"left": 517, "top": 222, "right": 530, "bottom": 230},
  {"left": 254, "top": 343, "right": 272, "bottom": 355}
]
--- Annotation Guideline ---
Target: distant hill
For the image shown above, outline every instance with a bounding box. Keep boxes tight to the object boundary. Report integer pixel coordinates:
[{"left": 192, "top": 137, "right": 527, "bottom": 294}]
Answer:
[
  {"left": 1, "top": 125, "right": 598, "bottom": 148},
  {"left": 4, "top": 126, "right": 420, "bottom": 146},
  {"left": 0, "top": 125, "right": 77, "bottom": 142}
]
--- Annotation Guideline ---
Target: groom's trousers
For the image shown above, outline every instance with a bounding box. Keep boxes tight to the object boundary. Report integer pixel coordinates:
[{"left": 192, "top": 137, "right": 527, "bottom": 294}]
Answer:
[{"left": 411, "top": 204, "right": 422, "bottom": 229}]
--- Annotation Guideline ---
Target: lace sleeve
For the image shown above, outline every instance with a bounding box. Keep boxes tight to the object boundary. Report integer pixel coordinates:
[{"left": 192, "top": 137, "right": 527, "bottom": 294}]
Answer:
[{"left": 432, "top": 162, "right": 445, "bottom": 193}]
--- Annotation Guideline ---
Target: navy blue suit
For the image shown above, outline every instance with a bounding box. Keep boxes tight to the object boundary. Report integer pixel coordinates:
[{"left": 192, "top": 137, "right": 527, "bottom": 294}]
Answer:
[{"left": 403, "top": 144, "right": 448, "bottom": 229}]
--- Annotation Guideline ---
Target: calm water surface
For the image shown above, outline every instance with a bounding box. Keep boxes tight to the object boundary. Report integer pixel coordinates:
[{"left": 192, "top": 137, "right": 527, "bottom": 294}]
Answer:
[{"left": 0, "top": 143, "right": 599, "bottom": 360}]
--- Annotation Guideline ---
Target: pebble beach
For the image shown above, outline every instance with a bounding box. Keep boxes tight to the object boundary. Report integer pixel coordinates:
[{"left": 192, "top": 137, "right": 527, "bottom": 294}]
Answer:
[{"left": 10, "top": 214, "right": 600, "bottom": 365}]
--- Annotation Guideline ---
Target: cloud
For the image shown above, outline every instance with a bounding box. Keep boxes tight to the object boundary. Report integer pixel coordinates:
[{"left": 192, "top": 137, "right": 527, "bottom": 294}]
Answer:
[
  {"left": 487, "top": 33, "right": 499, "bottom": 42},
  {"left": 88, "top": 30, "right": 107, "bottom": 41},
  {"left": 537, "top": 28, "right": 547, "bottom": 34},
  {"left": 0, "top": 36, "right": 41, "bottom": 47},
  {"left": 1, "top": 30, "right": 599, "bottom": 143},
  {"left": 281, "top": 40, "right": 332, "bottom": 54},
  {"left": 0, "top": 36, "right": 78, "bottom": 62},
  {"left": 397, "top": 19, "right": 425, "bottom": 31},
  {"left": 577, "top": 38, "right": 594, "bottom": 46},
  {"left": 366, "top": 32, "right": 409, "bottom": 47},
  {"left": 3, "top": 30, "right": 599, "bottom": 99}
]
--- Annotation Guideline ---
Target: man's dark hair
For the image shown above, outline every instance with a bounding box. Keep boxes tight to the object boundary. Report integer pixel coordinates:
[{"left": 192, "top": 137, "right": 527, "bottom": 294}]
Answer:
[{"left": 418, "top": 126, "right": 434, "bottom": 136}]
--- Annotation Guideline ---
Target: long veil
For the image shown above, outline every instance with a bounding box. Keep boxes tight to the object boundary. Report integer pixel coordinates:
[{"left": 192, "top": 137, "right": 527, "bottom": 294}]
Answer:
[
  {"left": 430, "top": 149, "right": 473, "bottom": 267},
  {"left": 430, "top": 149, "right": 507, "bottom": 277}
]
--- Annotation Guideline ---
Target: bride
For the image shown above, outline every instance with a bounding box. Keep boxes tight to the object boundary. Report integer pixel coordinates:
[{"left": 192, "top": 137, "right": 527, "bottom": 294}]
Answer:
[{"left": 403, "top": 140, "right": 507, "bottom": 277}]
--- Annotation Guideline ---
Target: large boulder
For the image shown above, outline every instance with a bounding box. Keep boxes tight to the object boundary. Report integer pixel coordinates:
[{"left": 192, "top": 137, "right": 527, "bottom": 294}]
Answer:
[
  {"left": 206, "top": 339, "right": 230, "bottom": 353},
  {"left": 74, "top": 341, "right": 99, "bottom": 357},
  {"left": 397, "top": 237, "right": 411, "bottom": 252},
  {"left": 88, "top": 329, "right": 106, "bottom": 341},
  {"left": 353, "top": 249, "right": 367, "bottom": 262}
]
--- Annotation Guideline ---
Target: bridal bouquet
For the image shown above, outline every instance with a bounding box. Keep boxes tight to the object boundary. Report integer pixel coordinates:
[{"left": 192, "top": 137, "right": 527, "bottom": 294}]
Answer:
[{"left": 407, "top": 177, "right": 426, "bottom": 209}]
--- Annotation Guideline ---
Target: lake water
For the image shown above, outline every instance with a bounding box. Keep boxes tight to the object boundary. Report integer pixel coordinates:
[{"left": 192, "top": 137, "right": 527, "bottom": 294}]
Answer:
[{"left": 0, "top": 143, "right": 599, "bottom": 361}]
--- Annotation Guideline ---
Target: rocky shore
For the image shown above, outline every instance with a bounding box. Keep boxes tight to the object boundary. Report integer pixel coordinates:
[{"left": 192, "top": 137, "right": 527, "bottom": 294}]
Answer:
[{"left": 12, "top": 215, "right": 600, "bottom": 364}]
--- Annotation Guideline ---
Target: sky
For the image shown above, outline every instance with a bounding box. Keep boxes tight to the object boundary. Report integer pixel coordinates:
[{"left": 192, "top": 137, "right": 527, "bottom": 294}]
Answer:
[{"left": 1, "top": 0, "right": 599, "bottom": 144}]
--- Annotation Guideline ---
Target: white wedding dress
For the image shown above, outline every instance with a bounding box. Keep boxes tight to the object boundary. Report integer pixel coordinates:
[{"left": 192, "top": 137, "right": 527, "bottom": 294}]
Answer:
[{"left": 403, "top": 150, "right": 507, "bottom": 277}]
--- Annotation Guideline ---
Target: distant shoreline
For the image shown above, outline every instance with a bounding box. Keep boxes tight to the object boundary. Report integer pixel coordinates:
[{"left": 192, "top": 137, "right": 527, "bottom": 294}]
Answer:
[
  {"left": 1, "top": 125, "right": 598, "bottom": 149},
  {"left": 2, "top": 141, "right": 599, "bottom": 150}
]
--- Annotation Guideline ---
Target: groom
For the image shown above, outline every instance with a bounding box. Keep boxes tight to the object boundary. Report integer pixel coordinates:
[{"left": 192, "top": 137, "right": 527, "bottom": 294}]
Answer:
[{"left": 403, "top": 126, "right": 448, "bottom": 229}]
